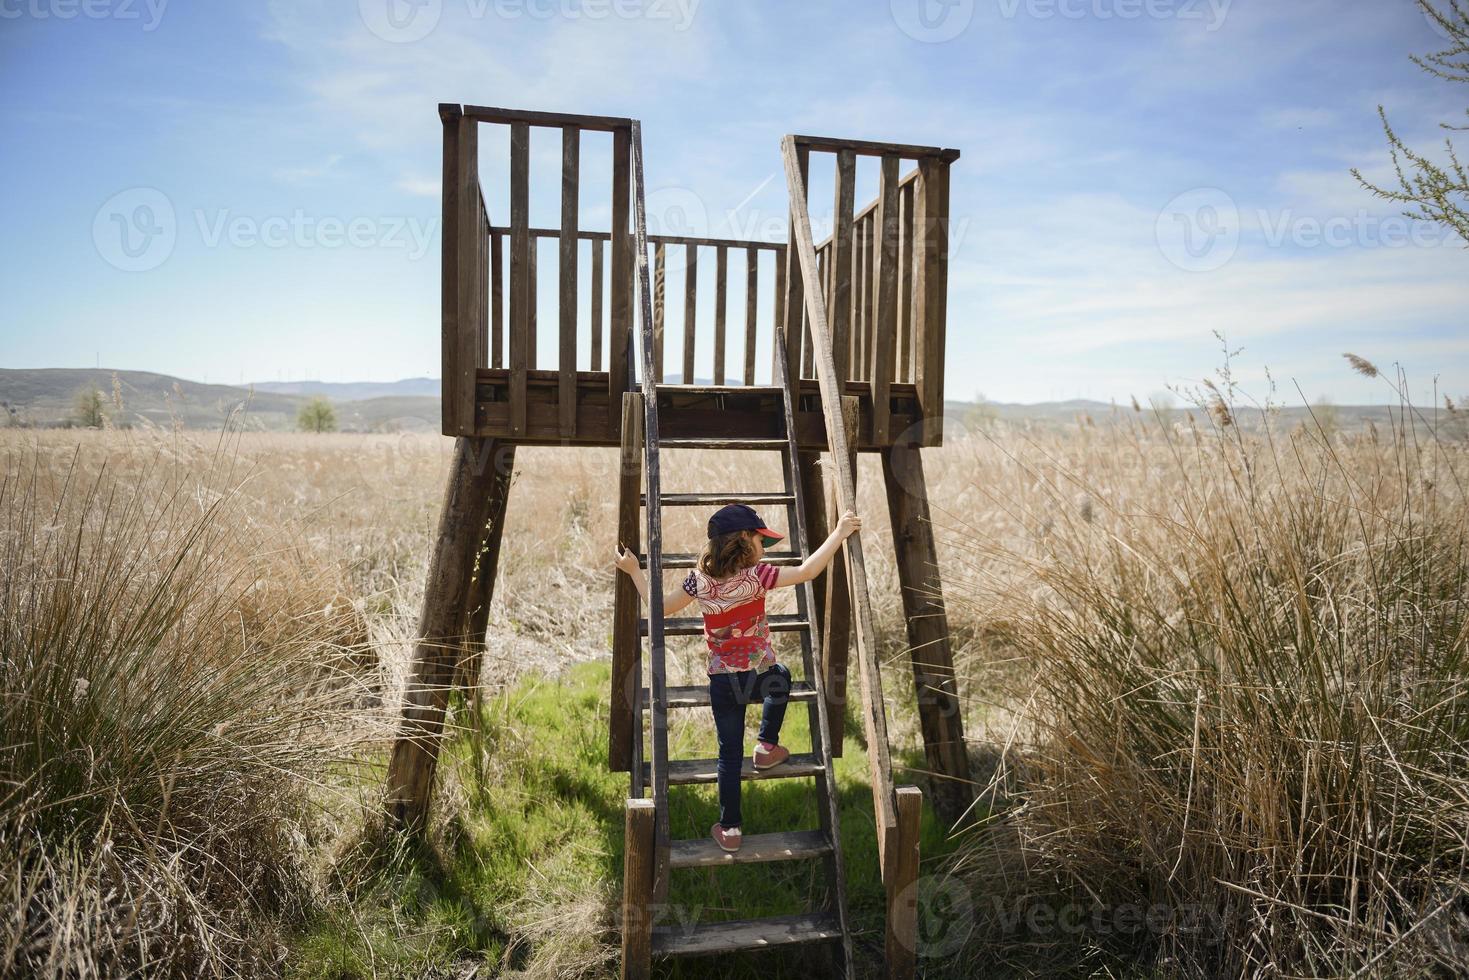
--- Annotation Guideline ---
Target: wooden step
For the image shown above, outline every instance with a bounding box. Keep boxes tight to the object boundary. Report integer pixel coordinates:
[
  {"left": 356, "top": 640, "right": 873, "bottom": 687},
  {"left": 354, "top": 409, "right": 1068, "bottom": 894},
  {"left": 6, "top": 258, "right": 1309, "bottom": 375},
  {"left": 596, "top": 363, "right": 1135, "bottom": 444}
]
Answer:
[
  {"left": 660, "top": 437, "right": 789, "bottom": 451},
  {"left": 642, "top": 680, "right": 816, "bottom": 709},
  {"left": 642, "top": 492, "right": 795, "bottom": 507},
  {"left": 645, "top": 752, "right": 823, "bottom": 785},
  {"left": 641, "top": 613, "right": 809, "bottom": 637},
  {"left": 668, "top": 829, "right": 832, "bottom": 869},
  {"left": 642, "top": 553, "right": 802, "bottom": 569},
  {"left": 652, "top": 911, "right": 844, "bottom": 957}
]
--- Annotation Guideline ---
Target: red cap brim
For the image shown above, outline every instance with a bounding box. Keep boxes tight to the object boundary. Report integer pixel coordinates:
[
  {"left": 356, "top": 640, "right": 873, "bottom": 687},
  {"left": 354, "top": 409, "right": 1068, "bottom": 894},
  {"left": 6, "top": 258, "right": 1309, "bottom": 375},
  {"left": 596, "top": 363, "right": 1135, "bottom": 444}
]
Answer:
[{"left": 757, "top": 528, "right": 784, "bottom": 546}]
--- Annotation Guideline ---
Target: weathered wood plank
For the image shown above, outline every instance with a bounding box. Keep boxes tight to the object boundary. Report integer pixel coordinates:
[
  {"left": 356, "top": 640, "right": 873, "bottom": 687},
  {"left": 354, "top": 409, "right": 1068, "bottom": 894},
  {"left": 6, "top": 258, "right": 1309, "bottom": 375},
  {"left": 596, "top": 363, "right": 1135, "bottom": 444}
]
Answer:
[
  {"left": 439, "top": 107, "right": 461, "bottom": 434},
  {"left": 781, "top": 145, "right": 808, "bottom": 394},
  {"left": 462, "top": 103, "right": 633, "bottom": 132},
  {"left": 640, "top": 680, "right": 815, "bottom": 708},
  {"left": 913, "top": 158, "right": 950, "bottom": 443},
  {"left": 831, "top": 149, "right": 855, "bottom": 385},
  {"left": 450, "top": 113, "right": 480, "bottom": 435},
  {"left": 643, "top": 753, "right": 823, "bottom": 785},
  {"left": 459, "top": 441, "right": 516, "bottom": 692},
  {"left": 609, "top": 392, "right": 643, "bottom": 773},
  {"left": 609, "top": 125, "right": 632, "bottom": 411},
  {"left": 897, "top": 180, "right": 915, "bottom": 384},
  {"left": 620, "top": 798, "right": 654, "bottom": 980},
  {"left": 668, "top": 829, "right": 829, "bottom": 868},
  {"left": 385, "top": 436, "right": 497, "bottom": 829},
  {"left": 772, "top": 245, "right": 787, "bottom": 385},
  {"left": 558, "top": 125, "right": 580, "bottom": 437},
  {"left": 744, "top": 247, "right": 758, "bottom": 385},
  {"left": 652, "top": 912, "right": 843, "bottom": 958},
  {"left": 872, "top": 154, "right": 900, "bottom": 444},
  {"left": 682, "top": 243, "right": 697, "bottom": 384},
  {"left": 885, "top": 785, "right": 922, "bottom": 980},
  {"left": 713, "top": 244, "right": 727, "bottom": 386},
  {"left": 791, "top": 133, "right": 960, "bottom": 161},
  {"left": 822, "top": 396, "right": 857, "bottom": 759},
  {"left": 528, "top": 231, "right": 538, "bottom": 366},
  {"left": 781, "top": 133, "right": 899, "bottom": 872},
  {"left": 652, "top": 242, "right": 665, "bottom": 380},
  {"left": 591, "top": 238, "right": 604, "bottom": 371},
  {"left": 490, "top": 231, "right": 504, "bottom": 369},
  {"left": 882, "top": 441, "right": 972, "bottom": 826},
  {"left": 509, "top": 121, "right": 530, "bottom": 437}
]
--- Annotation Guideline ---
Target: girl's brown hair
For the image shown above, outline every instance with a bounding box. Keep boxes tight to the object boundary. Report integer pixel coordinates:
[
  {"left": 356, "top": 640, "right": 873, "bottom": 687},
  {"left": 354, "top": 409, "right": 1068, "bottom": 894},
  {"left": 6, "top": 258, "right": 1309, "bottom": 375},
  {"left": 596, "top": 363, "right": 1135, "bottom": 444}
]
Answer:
[{"left": 698, "top": 530, "right": 759, "bottom": 580}]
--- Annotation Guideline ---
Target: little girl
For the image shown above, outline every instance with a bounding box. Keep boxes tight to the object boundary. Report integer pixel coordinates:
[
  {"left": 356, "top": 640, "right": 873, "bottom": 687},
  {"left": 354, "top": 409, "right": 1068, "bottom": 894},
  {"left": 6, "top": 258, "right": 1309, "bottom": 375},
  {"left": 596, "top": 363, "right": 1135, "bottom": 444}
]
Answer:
[{"left": 615, "top": 502, "right": 861, "bottom": 852}]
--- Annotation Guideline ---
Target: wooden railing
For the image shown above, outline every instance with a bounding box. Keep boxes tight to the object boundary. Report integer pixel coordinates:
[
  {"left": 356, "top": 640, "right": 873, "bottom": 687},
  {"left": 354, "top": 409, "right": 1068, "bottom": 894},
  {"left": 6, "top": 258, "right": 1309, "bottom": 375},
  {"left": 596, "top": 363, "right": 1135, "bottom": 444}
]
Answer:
[{"left": 784, "top": 135, "right": 957, "bottom": 446}]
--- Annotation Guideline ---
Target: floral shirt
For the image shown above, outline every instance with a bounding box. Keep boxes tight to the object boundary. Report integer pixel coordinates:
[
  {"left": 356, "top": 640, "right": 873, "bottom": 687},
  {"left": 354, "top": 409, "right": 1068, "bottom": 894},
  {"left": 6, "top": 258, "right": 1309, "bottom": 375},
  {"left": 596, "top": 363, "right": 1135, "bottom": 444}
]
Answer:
[{"left": 682, "top": 562, "right": 780, "bottom": 674}]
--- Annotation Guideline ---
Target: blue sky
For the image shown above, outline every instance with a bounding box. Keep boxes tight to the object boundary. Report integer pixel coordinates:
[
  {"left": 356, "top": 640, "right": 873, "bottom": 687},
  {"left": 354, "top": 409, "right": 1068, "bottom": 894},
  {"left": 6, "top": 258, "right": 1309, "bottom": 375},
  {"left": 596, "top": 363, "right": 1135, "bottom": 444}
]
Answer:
[{"left": 0, "top": 0, "right": 1464, "bottom": 405}]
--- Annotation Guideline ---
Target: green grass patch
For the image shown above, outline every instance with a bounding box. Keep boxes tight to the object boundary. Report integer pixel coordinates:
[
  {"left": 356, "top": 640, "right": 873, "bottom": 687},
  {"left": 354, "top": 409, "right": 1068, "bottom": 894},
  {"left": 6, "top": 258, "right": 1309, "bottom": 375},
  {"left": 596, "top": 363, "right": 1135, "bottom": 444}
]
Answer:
[{"left": 290, "top": 661, "right": 966, "bottom": 978}]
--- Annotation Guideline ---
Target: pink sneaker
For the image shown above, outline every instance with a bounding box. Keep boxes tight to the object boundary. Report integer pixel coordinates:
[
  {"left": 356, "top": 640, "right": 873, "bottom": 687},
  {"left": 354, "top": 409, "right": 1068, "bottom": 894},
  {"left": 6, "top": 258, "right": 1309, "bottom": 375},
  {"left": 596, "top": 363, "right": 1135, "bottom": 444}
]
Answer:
[
  {"left": 753, "top": 740, "right": 789, "bottom": 771},
  {"left": 712, "top": 822, "right": 742, "bottom": 852}
]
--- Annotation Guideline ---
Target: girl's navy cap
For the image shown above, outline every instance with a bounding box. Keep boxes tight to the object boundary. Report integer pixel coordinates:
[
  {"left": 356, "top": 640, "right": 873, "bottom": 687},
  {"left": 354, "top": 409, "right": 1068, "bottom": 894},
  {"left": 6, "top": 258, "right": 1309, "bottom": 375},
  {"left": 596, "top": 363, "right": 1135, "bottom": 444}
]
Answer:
[{"left": 707, "top": 503, "right": 785, "bottom": 546}]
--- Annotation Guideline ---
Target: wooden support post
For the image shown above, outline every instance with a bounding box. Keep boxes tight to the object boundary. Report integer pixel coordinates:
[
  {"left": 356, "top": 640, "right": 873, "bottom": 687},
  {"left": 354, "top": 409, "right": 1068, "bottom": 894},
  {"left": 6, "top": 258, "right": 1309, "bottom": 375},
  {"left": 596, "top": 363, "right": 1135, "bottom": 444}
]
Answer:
[
  {"left": 609, "top": 392, "right": 644, "bottom": 773},
  {"left": 439, "top": 106, "right": 462, "bottom": 435},
  {"left": 885, "top": 785, "right": 922, "bottom": 980},
  {"left": 591, "top": 238, "right": 604, "bottom": 372},
  {"left": 609, "top": 126, "right": 632, "bottom": 412},
  {"left": 913, "top": 159, "right": 950, "bottom": 444},
  {"left": 682, "top": 243, "right": 697, "bottom": 384},
  {"left": 558, "top": 125, "right": 580, "bottom": 438},
  {"left": 509, "top": 121, "right": 531, "bottom": 438},
  {"left": 620, "top": 798, "right": 655, "bottom": 980},
  {"left": 713, "top": 244, "right": 727, "bottom": 386},
  {"left": 882, "top": 441, "right": 972, "bottom": 826},
  {"left": 385, "top": 436, "right": 498, "bottom": 830},
  {"left": 444, "top": 109, "right": 480, "bottom": 436},
  {"left": 822, "top": 396, "right": 858, "bottom": 756},
  {"left": 460, "top": 441, "right": 516, "bottom": 691}
]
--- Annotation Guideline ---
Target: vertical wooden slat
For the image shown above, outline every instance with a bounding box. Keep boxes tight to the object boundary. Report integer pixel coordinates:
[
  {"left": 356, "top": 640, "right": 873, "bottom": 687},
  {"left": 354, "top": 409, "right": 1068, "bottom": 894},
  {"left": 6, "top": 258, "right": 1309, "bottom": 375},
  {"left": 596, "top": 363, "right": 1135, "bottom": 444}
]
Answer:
[
  {"left": 898, "top": 180, "right": 915, "bottom": 384},
  {"left": 682, "top": 244, "right": 697, "bottom": 384},
  {"left": 590, "top": 238, "right": 604, "bottom": 372},
  {"left": 653, "top": 243, "right": 665, "bottom": 380},
  {"left": 490, "top": 231, "right": 504, "bottom": 369},
  {"left": 914, "top": 158, "right": 951, "bottom": 442},
  {"left": 509, "top": 122, "right": 530, "bottom": 438},
  {"left": 610, "top": 391, "right": 644, "bottom": 772},
  {"left": 872, "top": 155, "right": 901, "bottom": 444},
  {"left": 620, "top": 798, "right": 654, "bottom": 980},
  {"left": 772, "top": 246, "right": 786, "bottom": 386},
  {"left": 781, "top": 146, "right": 809, "bottom": 395},
  {"left": 610, "top": 126, "right": 632, "bottom": 408},
  {"left": 528, "top": 234, "right": 538, "bottom": 367},
  {"left": 857, "top": 216, "right": 871, "bottom": 380},
  {"left": 476, "top": 195, "right": 488, "bottom": 376},
  {"left": 807, "top": 246, "right": 824, "bottom": 380},
  {"left": 830, "top": 149, "right": 856, "bottom": 390},
  {"left": 439, "top": 107, "right": 461, "bottom": 434},
  {"left": 822, "top": 395, "right": 858, "bottom": 757},
  {"left": 451, "top": 113, "right": 479, "bottom": 435},
  {"left": 743, "top": 246, "right": 758, "bottom": 385},
  {"left": 713, "top": 244, "right": 727, "bottom": 386},
  {"left": 558, "top": 126, "right": 580, "bottom": 437}
]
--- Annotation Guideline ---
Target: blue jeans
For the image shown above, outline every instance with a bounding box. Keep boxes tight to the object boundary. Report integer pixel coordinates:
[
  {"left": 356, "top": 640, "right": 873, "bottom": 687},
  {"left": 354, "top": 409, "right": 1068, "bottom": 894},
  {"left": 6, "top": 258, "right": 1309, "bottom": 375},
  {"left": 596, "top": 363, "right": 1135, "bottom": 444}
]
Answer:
[{"left": 708, "top": 662, "right": 792, "bottom": 829}]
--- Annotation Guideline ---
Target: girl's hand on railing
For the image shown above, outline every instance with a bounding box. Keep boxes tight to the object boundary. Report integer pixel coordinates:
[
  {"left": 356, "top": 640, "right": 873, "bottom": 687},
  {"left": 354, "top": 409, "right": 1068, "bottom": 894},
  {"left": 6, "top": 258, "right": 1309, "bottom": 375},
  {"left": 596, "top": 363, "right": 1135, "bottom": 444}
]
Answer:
[
  {"left": 836, "top": 511, "right": 862, "bottom": 539},
  {"left": 613, "top": 545, "right": 641, "bottom": 576}
]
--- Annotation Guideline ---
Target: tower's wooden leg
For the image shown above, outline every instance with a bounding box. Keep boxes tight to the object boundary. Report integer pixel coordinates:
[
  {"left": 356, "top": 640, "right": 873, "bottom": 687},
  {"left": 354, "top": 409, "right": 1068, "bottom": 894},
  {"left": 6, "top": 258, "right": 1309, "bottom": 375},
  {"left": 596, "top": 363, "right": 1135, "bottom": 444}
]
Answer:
[
  {"left": 820, "top": 397, "right": 860, "bottom": 755},
  {"left": 609, "top": 392, "right": 644, "bottom": 773},
  {"left": 881, "top": 442, "right": 973, "bottom": 827},
  {"left": 385, "top": 436, "right": 499, "bottom": 831},
  {"left": 458, "top": 441, "right": 516, "bottom": 692},
  {"left": 621, "top": 798, "right": 655, "bottom": 980},
  {"left": 885, "top": 785, "right": 922, "bottom": 980}
]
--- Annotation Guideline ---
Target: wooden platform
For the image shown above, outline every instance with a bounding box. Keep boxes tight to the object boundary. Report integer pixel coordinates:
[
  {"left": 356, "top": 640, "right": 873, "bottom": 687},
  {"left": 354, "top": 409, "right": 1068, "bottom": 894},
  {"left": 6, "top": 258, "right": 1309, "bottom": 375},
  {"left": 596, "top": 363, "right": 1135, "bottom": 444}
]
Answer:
[{"left": 472, "top": 369, "right": 929, "bottom": 448}]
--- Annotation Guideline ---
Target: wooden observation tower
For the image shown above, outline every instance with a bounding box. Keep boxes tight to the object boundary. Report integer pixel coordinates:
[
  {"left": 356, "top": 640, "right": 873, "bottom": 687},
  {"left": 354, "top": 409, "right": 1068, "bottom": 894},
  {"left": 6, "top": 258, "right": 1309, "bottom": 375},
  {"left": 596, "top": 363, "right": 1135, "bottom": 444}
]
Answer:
[{"left": 385, "top": 104, "right": 970, "bottom": 978}]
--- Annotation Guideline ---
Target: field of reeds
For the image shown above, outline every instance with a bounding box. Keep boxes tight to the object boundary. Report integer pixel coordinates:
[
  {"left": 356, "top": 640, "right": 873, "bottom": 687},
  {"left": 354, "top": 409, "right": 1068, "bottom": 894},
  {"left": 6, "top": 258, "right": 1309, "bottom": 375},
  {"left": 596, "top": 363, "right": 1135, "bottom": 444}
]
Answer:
[{"left": 2, "top": 357, "right": 1466, "bottom": 978}]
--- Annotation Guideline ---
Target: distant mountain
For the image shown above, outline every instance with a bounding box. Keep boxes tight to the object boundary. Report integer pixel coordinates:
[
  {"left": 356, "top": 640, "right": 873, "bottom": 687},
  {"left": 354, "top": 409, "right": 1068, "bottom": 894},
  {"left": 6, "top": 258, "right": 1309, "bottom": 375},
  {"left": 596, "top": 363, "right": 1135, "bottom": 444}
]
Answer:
[{"left": 250, "top": 378, "right": 441, "bottom": 401}]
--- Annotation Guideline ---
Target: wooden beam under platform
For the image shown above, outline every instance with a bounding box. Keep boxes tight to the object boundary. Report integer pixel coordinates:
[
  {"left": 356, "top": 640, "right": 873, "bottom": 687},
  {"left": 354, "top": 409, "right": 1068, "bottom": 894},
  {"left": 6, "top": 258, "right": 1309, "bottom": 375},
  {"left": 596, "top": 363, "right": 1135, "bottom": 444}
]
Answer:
[{"left": 470, "top": 369, "right": 931, "bottom": 449}]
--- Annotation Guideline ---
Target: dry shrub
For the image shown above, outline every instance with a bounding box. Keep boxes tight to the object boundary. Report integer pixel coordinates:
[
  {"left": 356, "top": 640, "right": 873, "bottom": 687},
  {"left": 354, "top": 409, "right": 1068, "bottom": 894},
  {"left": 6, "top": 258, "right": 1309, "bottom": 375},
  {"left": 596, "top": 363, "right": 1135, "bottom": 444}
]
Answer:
[
  {"left": 945, "top": 390, "right": 1469, "bottom": 977},
  {"left": 0, "top": 432, "right": 373, "bottom": 978}
]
